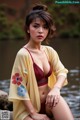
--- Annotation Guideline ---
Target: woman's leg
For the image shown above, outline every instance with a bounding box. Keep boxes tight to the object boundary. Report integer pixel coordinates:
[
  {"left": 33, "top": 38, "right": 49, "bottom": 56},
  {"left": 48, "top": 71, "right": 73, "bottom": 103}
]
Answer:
[
  {"left": 23, "top": 115, "right": 33, "bottom": 120},
  {"left": 51, "top": 96, "right": 74, "bottom": 120}
]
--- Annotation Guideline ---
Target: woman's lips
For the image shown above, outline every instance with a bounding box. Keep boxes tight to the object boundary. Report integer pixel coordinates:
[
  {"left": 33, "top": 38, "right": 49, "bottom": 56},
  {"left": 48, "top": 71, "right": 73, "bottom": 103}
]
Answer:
[{"left": 37, "top": 35, "right": 44, "bottom": 39}]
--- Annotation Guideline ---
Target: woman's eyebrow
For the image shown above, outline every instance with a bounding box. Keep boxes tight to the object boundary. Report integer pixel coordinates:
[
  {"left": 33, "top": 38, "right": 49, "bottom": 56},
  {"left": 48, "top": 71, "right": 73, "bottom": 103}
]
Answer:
[
  {"left": 33, "top": 22, "right": 46, "bottom": 26},
  {"left": 33, "top": 22, "right": 40, "bottom": 25}
]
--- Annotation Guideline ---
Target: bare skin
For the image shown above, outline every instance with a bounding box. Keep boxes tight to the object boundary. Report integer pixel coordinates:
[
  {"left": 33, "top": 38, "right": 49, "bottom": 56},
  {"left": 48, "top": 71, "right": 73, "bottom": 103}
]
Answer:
[
  {"left": 23, "top": 18, "right": 74, "bottom": 120},
  {"left": 23, "top": 47, "right": 73, "bottom": 120}
]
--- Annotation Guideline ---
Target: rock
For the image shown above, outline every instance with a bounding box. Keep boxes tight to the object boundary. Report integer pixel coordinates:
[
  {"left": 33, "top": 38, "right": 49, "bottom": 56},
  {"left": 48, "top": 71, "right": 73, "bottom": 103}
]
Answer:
[
  {"left": 0, "top": 90, "right": 8, "bottom": 97},
  {"left": 0, "top": 90, "right": 13, "bottom": 110},
  {"left": 0, "top": 110, "right": 13, "bottom": 120},
  {"left": 0, "top": 90, "right": 13, "bottom": 119}
]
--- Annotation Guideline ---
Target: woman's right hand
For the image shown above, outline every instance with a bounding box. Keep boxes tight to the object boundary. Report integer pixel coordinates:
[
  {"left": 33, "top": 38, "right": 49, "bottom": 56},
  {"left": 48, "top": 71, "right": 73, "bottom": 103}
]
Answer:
[{"left": 30, "top": 112, "right": 50, "bottom": 120}]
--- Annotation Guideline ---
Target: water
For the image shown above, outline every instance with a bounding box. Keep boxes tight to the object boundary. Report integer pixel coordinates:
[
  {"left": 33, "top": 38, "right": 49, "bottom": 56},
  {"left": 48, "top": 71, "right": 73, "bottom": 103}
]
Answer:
[
  {"left": 61, "top": 68, "right": 80, "bottom": 118},
  {"left": 0, "top": 39, "right": 80, "bottom": 118}
]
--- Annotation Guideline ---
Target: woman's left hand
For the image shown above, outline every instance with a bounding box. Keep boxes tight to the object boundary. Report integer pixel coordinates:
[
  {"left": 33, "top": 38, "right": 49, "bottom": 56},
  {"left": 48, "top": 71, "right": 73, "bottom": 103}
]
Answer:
[{"left": 46, "top": 87, "right": 60, "bottom": 108}]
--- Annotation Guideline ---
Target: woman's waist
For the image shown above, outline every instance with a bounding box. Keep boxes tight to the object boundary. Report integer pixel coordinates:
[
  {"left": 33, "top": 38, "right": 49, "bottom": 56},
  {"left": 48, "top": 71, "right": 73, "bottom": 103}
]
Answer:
[{"left": 39, "top": 84, "right": 51, "bottom": 103}]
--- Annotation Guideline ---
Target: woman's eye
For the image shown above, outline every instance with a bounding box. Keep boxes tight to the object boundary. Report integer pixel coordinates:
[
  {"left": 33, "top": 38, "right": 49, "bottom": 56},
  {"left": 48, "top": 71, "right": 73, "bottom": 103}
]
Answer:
[
  {"left": 43, "top": 25, "right": 48, "bottom": 29},
  {"left": 33, "top": 25, "right": 39, "bottom": 28}
]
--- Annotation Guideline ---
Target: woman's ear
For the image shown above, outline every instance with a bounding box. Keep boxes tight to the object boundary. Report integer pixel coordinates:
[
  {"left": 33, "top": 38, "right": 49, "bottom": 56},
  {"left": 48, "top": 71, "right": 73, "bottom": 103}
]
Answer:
[
  {"left": 24, "top": 25, "right": 29, "bottom": 33},
  {"left": 27, "top": 30, "right": 30, "bottom": 33}
]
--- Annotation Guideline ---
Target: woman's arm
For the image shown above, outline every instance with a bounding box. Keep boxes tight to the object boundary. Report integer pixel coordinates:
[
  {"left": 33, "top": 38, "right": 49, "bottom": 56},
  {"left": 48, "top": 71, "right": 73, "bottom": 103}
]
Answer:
[
  {"left": 22, "top": 100, "right": 50, "bottom": 120},
  {"left": 46, "top": 47, "right": 68, "bottom": 107},
  {"left": 46, "top": 75, "right": 66, "bottom": 108},
  {"left": 54, "top": 75, "right": 67, "bottom": 89},
  {"left": 22, "top": 100, "right": 36, "bottom": 115}
]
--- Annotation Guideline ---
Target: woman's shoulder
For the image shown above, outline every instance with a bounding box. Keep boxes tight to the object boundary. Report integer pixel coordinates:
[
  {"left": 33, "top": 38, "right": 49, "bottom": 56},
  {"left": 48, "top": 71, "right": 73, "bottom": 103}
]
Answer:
[
  {"left": 43, "top": 45, "right": 56, "bottom": 53},
  {"left": 16, "top": 47, "right": 29, "bottom": 58}
]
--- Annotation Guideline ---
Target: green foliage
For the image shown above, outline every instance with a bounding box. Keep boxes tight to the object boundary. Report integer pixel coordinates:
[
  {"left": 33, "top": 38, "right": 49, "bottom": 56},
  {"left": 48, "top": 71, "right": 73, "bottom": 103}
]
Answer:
[
  {"left": 41, "top": 0, "right": 80, "bottom": 38},
  {"left": 0, "top": 4, "right": 25, "bottom": 40},
  {"left": 0, "top": 3, "right": 16, "bottom": 16},
  {"left": 59, "top": 29, "right": 71, "bottom": 38},
  {"left": 0, "top": 6, "right": 25, "bottom": 40},
  {"left": 66, "top": 12, "right": 80, "bottom": 25},
  {"left": 10, "top": 22, "right": 25, "bottom": 40},
  {"left": 0, "top": 2, "right": 80, "bottom": 40},
  {"left": 0, "top": 10, "right": 10, "bottom": 40},
  {"left": 6, "top": 7, "right": 16, "bottom": 16},
  {"left": 0, "top": 3, "right": 7, "bottom": 12},
  {"left": 70, "top": 24, "right": 80, "bottom": 38}
]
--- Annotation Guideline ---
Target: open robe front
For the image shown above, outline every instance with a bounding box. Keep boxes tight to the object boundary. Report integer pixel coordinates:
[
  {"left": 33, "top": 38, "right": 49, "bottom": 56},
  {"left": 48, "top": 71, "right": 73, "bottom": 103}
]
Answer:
[{"left": 8, "top": 46, "right": 68, "bottom": 120}]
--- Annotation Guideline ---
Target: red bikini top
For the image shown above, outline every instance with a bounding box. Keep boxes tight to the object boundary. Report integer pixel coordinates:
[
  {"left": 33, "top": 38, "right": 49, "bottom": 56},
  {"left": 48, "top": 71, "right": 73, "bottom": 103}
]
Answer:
[{"left": 24, "top": 47, "right": 52, "bottom": 86}]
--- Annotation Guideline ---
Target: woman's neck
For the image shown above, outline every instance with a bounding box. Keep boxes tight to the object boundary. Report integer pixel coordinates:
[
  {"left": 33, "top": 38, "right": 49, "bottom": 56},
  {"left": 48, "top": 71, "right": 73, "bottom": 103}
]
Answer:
[{"left": 26, "top": 41, "right": 42, "bottom": 50}]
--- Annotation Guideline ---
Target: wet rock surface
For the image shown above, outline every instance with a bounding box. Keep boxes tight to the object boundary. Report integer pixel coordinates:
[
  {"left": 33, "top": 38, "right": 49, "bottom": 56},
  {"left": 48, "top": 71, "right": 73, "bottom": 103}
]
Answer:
[{"left": 0, "top": 90, "right": 13, "bottom": 120}]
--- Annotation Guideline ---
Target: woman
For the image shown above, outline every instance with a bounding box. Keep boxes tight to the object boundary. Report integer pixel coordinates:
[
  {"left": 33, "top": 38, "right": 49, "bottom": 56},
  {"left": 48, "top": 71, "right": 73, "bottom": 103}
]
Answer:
[{"left": 9, "top": 4, "right": 74, "bottom": 120}]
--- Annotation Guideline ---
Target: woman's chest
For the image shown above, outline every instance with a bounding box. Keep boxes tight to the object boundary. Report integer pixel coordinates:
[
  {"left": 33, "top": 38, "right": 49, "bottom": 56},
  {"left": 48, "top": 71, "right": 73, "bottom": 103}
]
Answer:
[{"left": 31, "top": 51, "right": 50, "bottom": 74}]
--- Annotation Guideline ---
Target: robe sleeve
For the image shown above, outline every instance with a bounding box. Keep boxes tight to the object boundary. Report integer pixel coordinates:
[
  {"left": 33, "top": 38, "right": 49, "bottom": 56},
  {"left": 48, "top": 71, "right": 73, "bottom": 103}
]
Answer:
[
  {"left": 8, "top": 49, "right": 30, "bottom": 102},
  {"left": 47, "top": 46, "right": 68, "bottom": 87},
  {"left": 49, "top": 47, "right": 68, "bottom": 77}
]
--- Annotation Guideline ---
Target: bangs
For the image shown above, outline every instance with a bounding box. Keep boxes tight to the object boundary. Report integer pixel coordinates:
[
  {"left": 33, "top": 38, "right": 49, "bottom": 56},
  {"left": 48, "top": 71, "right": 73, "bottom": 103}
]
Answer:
[
  {"left": 39, "top": 11, "right": 53, "bottom": 28},
  {"left": 26, "top": 10, "right": 53, "bottom": 28}
]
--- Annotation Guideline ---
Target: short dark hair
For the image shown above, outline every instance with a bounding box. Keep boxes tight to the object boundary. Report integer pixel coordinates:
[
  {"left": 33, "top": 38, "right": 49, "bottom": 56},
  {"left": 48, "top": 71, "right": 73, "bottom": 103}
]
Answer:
[{"left": 24, "top": 4, "right": 56, "bottom": 43}]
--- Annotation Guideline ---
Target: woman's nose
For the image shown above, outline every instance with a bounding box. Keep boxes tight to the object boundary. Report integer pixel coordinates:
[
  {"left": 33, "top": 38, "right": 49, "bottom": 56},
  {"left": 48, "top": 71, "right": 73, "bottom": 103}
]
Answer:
[{"left": 38, "top": 27, "right": 43, "bottom": 33}]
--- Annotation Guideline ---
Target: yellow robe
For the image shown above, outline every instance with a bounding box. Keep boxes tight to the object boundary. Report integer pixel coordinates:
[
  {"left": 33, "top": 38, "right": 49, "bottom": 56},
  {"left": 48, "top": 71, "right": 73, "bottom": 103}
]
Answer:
[{"left": 8, "top": 45, "right": 68, "bottom": 120}]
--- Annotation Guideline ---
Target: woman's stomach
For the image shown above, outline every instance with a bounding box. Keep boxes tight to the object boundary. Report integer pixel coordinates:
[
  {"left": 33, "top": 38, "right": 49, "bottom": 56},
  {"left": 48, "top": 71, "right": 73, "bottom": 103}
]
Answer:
[{"left": 38, "top": 84, "right": 51, "bottom": 103}]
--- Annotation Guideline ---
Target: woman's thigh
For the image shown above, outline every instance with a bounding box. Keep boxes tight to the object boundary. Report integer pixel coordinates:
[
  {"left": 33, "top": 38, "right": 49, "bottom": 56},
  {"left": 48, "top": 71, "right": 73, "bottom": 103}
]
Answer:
[
  {"left": 51, "top": 96, "right": 74, "bottom": 120},
  {"left": 45, "top": 103, "right": 54, "bottom": 119}
]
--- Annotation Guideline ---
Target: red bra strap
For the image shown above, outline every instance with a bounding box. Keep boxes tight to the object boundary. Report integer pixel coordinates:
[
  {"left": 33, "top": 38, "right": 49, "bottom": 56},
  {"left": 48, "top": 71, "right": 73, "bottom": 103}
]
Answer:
[{"left": 23, "top": 47, "right": 34, "bottom": 62}]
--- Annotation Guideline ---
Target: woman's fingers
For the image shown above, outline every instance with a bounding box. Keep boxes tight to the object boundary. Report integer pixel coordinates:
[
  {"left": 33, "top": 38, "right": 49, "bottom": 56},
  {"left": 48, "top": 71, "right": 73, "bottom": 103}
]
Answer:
[
  {"left": 46, "top": 94, "right": 60, "bottom": 107},
  {"left": 53, "top": 95, "right": 59, "bottom": 107},
  {"left": 46, "top": 95, "right": 54, "bottom": 107}
]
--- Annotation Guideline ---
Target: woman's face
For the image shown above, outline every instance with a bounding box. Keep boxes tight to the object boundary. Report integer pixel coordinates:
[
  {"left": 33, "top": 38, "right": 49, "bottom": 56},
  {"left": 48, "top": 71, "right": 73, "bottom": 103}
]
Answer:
[{"left": 27, "top": 18, "right": 49, "bottom": 43}]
